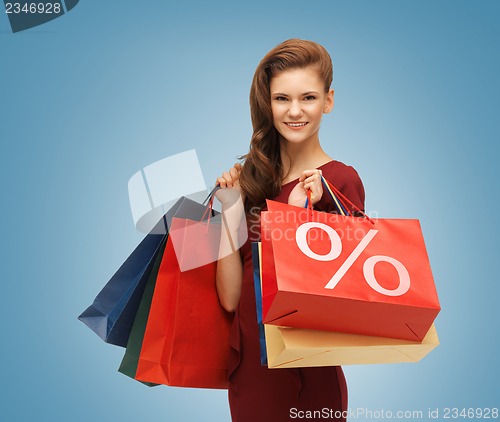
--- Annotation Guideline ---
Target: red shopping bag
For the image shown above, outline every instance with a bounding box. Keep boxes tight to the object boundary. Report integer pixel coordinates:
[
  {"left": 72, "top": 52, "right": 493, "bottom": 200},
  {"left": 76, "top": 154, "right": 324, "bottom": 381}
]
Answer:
[
  {"left": 135, "top": 217, "right": 232, "bottom": 389},
  {"left": 261, "top": 196, "right": 440, "bottom": 342}
]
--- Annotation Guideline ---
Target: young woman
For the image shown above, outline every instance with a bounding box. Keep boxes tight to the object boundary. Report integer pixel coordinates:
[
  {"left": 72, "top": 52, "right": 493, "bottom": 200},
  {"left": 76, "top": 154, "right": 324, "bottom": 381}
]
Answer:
[{"left": 216, "top": 39, "right": 365, "bottom": 422}]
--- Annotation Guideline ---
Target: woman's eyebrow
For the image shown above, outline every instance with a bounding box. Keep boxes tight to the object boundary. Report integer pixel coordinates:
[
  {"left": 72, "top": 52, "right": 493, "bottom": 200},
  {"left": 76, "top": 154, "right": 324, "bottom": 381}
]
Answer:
[{"left": 271, "top": 91, "right": 320, "bottom": 96}]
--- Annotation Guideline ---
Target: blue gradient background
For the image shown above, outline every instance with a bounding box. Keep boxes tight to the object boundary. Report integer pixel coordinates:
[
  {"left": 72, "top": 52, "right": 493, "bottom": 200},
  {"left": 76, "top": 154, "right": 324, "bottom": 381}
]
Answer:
[{"left": 1, "top": 1, "right": 499, "bottom": 421}]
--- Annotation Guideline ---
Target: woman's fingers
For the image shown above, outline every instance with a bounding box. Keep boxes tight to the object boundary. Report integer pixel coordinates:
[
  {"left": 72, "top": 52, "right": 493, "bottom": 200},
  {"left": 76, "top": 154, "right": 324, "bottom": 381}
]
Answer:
[
  {"left": 215, "top": 165, "right": 244, "bottom": 206},
  {"left": 216, "top": 164, "right": 243, "bottom": 190},
  {"left": 300, "top": 169, "right": 323, "bottom": 204},
  {"left": 299, "top": 169, "right": 322, "bottom": 182},
  {"left": 221, "top": 171, "right": 232, "bottom": 188},
  {"left": 216, "top": 177, "right": 227, "bottom": 188},
  {"left": 229, "top": 166, "right": 240, "bottom": 182}
]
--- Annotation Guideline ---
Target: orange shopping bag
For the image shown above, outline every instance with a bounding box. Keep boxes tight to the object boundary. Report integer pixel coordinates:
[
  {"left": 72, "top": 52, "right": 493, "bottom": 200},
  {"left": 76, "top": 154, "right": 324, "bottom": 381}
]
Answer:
[
  {"left": 261, "top": 183, "right": 440, "bottom": 341},
  {"left": 135, "top": 217, "right": 232, "bottom": 389}
]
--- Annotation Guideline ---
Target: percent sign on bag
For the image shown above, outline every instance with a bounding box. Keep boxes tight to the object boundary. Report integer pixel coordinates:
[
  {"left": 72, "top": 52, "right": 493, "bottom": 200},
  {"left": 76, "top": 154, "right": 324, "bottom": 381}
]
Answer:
[
  {"left": 261, "top": 200, "right": 441, "bottom": 341},
  {"left": 296, "top": 222, "right": 410, "bottom": 296}
]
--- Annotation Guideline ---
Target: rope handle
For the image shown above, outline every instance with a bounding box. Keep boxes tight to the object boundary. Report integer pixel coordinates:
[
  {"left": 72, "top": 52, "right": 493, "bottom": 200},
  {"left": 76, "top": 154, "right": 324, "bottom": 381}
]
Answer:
[
  {"left": 304, "top": 189, "right": 313, "bottom": 220},
  {"left": 320, "top": 176, "right": 350, "bottom": 216},
  {"left": 322, "top": 176, "right": 374, "bottom": 224},
  {"left": 304, "top": 175, "right": 374, "bottom": 224},
  {"left": 201, "top": 185, "right": 220, "bottom": 224},
  {"left": 304, "top": 175, "right": 349, "bottom": 216},
  {"left": 304, "top": 175, "right": 349, "bottom": 215},
  {"left": 204, "top": 184, "right": 237, "bottom": 250}
]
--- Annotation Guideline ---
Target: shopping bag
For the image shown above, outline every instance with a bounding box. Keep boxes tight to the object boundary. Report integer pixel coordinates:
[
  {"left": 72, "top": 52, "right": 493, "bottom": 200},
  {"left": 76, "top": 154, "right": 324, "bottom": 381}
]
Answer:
[
  {"left": 117, "top": 237, "right": 166, "bottom": 386},
  {"left": 78, "top": 215, "right": 168, "bottom": 347},
  {"left": 168, "top": 188, "right": 247, "bottom": 272},
  {"left": 251, "top": 242, "right": 268, "bottom": 366},
  {"left": 261, "top": 186, "right": 440, "bottom": 341},
  {"left": 264, "top": 324, "right": 439, "bottom": 368},
  {"left": 78, "top": 196, "right": 212, "bottom": 347},
  {"left": 117, "top": 195, "right": 221, "bottom": 385},
  {"left": 135, "top": 217, "right": 232, "bottom": 389},
  {"left": 252, "top": 241, "right": 439, "bottom": 368}
]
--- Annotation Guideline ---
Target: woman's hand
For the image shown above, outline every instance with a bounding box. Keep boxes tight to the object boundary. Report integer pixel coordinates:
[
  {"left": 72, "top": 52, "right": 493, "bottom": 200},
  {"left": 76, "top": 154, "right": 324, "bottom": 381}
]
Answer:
[
  {"left": 215, "top": 163, "right": 244, "bottom": 208},
  {"left": 288, "top": 169, "right": 324, "bottom": 208}
]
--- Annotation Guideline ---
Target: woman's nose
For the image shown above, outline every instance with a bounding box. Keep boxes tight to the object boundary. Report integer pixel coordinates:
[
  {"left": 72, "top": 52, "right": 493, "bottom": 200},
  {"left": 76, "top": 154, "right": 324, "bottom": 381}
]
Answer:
[{"left": 287, "top": 100, "right": 303, "bottom": 118}]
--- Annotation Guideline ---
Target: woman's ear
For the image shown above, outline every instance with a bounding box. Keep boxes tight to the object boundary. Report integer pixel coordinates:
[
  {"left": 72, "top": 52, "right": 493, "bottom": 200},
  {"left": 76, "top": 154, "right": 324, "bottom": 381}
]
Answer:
[{"left": 324, "top": 89, "right": 334, "bottom": 114}]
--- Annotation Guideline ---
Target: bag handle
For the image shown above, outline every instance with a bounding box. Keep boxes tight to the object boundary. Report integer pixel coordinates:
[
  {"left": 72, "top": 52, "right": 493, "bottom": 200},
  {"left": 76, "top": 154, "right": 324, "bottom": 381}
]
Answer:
[
  {"left": 322, "top": 176, "right": 374, "bottom": 224},
  {"left": 305, "top": 189, "right": 313, "bottom": 220},
  {"left": 304, "top": 175, "right": 349, "bottom": 215},
  {"left": 201, "top": 185, "right": 220, "bottom": 223},
  {"left": 321, "top": 176, "right": 350, "bottom": 216},
  {"left": 305, "top": 176, "right": 374, "bottom": 224},
  {"left": 204, "top": 185, "right": 237, "bottom": 250}
]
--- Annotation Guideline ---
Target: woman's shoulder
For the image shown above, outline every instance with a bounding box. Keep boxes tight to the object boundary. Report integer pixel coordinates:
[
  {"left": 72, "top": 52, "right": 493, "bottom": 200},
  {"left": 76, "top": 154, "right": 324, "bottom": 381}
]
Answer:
[
  {"left": 317, "top": 159, "right": 365, "bottom": 211},
  {"left": 319, "top": 159, "right": 363, "bottom": 187}
]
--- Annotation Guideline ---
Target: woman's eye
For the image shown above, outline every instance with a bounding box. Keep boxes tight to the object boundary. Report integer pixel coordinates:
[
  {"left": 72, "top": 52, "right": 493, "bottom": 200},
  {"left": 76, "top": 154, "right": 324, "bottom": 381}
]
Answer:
[
  {"left": 304, "top": 95, "right": 316, "bottom": 101},
  {"left": 275, "top": 96, "right": 288, "bottom": 101}
]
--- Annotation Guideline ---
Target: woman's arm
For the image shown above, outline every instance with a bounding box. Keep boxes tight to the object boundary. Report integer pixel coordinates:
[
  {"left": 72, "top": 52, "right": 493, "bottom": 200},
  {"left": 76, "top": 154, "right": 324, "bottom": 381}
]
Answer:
[{"left": 215, "top": 164, "right": 245, "bottom": 313}]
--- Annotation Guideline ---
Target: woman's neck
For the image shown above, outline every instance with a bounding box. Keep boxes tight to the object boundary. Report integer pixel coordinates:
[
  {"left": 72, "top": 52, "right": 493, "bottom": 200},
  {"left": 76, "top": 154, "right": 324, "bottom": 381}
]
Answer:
[{"left": 280, "top": 137, "right": 332, "bottom": 183}]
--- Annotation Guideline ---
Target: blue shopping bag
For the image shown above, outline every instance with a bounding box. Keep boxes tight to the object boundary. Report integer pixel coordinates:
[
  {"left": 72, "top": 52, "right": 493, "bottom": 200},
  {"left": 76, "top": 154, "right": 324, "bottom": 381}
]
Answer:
[
  {"left": 252, "top": 242, "right": 268, "bottom": 366},
  {"left": 78, "top": 196, "right": 212, "bottom": 347}
]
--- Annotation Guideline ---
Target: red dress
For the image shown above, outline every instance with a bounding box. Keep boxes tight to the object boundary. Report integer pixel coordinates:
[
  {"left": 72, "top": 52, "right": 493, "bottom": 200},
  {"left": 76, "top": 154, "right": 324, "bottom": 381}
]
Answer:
[{"left": 228, "top": 160, "right": 366, "bottom": 422}]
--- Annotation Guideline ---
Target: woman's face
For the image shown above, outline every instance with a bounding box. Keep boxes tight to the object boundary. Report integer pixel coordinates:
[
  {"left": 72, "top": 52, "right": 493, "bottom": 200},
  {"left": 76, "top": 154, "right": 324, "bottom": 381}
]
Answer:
[{"left": 270, "top": 66, "right": 333, "bottom": 146}]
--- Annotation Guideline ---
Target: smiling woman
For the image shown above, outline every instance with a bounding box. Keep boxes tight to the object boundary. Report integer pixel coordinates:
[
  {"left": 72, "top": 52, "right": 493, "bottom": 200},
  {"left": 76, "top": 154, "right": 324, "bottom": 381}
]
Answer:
[
  {"left": 215, "top": 39, "right": 365, "bottom": 422},
  {"left": 232, "top": 39, "right": 342, "bottom": 211},
  {"left": 270, "top": 67, "right": 334, "bottom": 148}
]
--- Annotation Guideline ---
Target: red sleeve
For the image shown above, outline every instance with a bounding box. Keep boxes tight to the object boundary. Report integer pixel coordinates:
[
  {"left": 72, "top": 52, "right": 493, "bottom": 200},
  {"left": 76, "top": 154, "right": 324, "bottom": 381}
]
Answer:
[{"left": 315, "top": 161, "right": 365, "bottom": 214}]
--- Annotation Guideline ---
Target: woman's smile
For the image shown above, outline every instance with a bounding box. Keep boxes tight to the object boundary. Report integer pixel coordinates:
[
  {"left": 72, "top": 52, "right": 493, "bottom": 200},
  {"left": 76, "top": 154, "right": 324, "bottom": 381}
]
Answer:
[{"left": 284, "top": 122, "right": 309, "bottom": 129}]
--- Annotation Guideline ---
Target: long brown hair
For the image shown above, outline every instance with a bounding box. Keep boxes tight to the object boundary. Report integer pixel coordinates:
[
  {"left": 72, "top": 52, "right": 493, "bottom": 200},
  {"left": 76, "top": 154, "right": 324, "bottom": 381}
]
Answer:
[{"left": 239, "top": 39, "right": 333, "bottom": 213}]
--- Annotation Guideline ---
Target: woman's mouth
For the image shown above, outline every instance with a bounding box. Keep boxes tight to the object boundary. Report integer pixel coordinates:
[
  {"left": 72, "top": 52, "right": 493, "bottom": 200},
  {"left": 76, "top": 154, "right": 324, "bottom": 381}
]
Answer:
[{"left": 284, "top": 122, "right": 308, "bottom": 129}]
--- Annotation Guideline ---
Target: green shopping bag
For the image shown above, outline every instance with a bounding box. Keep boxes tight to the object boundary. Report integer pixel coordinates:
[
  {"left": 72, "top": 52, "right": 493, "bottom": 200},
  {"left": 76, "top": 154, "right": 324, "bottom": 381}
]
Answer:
[{"left": 118, "top": 237, "right": 166, "bottom": 386}]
